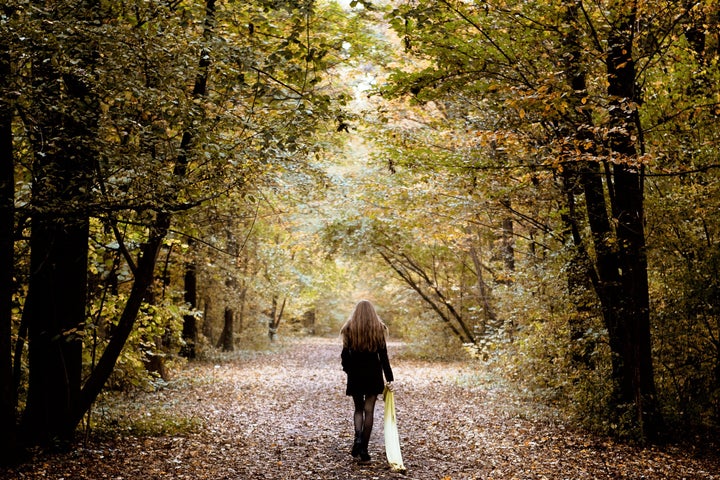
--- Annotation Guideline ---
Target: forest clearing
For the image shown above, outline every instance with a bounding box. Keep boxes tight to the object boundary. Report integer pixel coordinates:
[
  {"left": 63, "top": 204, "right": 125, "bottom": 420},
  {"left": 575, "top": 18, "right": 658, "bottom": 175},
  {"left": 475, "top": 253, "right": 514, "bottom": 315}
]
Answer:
[{"left": 3, "top": 337, "right": 719, "bottom": 480}]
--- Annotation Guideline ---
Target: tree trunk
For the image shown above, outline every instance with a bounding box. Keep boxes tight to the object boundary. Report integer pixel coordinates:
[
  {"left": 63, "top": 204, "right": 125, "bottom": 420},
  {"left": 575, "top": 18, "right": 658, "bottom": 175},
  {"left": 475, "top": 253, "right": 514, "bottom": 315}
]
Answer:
[
  {"left": 0, "top": 32, "right": 18, "bottom": 463},
  {"left": 268, "top": 296, "right": 286, "bottom": 342},
  {"left": 556, "top": 0, "right": 662, "bottom": 439},
  {"left": 560, "top": 168, "right": 598, "bottom": 368},
  {"left": 181, "top": 261, "right": 198, "bottom": 359},
  {"left": 72, "top": 214, "right": 170, "bottom": 429},
  {"left": 22, "top": 214, "right": 89, "bottom": 446},
  {"left": 468, "top": 241, "right": 497, "bottom": 333},
  {"left": 602, "top": 3, "right": 662, "bottom": 439},
  {"left": 20, "top": 13, "right": 98, "bottom": 444},
  {"left": 499, "top": 199, "right": 515, "bottom": 272},
  {"left": 69, "top": 0, "right": 218, "bottom": 434},
  {"left": 219, "top": 307, "right": 234, "bottom": 352},
  {"left": 202, "top": 296, "right": 214, "bottom": 342}
]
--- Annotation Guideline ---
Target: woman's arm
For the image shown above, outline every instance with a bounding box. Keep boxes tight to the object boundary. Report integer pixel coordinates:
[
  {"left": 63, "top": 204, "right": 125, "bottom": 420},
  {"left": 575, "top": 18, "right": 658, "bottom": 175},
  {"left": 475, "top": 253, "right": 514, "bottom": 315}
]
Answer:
[
  {"left": 341, "top": 347, "right": 351, "bottom": 372},
  {"left": 379, "top": 347, "right": 394, "bottom": 383}
]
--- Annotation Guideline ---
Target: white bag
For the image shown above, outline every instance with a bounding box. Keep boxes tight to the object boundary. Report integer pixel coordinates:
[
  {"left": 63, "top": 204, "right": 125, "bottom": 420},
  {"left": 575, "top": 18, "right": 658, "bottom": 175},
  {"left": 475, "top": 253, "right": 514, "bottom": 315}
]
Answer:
[{"left": 383, "top": 385, "right": 406, "bottom": 472}]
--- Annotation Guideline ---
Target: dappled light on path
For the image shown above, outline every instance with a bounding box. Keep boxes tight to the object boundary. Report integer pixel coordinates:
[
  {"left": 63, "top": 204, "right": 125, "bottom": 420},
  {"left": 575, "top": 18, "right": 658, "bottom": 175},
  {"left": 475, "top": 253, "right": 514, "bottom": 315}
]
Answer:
[{"left": 5, "top": 337, "right": 719, "bottom": 479}]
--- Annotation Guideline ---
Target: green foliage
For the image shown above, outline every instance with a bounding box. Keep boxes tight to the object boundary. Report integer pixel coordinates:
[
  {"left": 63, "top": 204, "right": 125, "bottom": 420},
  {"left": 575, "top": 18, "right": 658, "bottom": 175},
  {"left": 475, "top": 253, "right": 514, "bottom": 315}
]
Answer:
[
  {"left": 375, "top": 0, "right": 720, "bottom": 438},
  {"left": 86, "top": 295, "right": 188, "bottom": 392},
  {"left": 647, "top": 174, "right": 720, "bottom": 431},
  {"left": 394, "top": 309, "right": 469, "bottom": 361},
  {"left": 4, "top": 0, "right": 365, "bottom": 445},
  {"left": 91, "top": 399, "right": 203, "bottom": 437},
  {"left": 503, "top": 294, "right": 616, "bottom": 433}
]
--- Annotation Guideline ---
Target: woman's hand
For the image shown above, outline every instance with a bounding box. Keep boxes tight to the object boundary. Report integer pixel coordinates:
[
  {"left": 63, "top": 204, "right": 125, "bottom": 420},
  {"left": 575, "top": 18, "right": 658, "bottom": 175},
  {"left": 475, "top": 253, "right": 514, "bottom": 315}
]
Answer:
[{"left": 385, "top": 381, "right": 394, "bottom": 392}]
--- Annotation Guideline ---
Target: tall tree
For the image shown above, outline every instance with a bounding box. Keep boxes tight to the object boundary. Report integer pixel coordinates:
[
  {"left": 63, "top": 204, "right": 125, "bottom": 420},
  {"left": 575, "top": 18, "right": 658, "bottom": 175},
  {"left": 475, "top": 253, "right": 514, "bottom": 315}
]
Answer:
[
  {"left": 180, "top": 256, "right": 198, "bottom": 359},
  {"left": 69, "top": 0, "right": 219, "bottom": 432},
  {"left": 597, "top": 0, "right": 661, "bottom": 437},
  {"left": 0, "top": 7, "right": 17, "bottom": 462},
  {"left": 20, "top": 0, "right": 100, "bottom": 446}
]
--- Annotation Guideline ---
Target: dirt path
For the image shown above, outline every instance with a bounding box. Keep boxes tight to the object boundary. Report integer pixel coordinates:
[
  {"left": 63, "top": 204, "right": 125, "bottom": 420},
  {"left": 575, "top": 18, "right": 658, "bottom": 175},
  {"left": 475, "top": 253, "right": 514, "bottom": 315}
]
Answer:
[{"left": 4, "top": 337, "right": 719, "bottom": 479}]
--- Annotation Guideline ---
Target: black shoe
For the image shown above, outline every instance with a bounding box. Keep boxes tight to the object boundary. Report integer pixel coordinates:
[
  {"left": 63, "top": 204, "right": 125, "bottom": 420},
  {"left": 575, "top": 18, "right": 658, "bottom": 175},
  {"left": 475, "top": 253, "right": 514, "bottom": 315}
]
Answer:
[
  {"left": 358, "top": 448, "right": 371, "bottom": 463},
  {"left": 351, "top": 437, "right": 362, "bottom": 458}
]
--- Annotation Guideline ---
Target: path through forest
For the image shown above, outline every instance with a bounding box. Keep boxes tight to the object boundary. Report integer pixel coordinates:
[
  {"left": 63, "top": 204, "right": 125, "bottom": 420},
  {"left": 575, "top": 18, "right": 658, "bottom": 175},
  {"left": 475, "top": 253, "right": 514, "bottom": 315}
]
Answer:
[{"left": 5, "top": 337, "right": 719, "bottom": 479}]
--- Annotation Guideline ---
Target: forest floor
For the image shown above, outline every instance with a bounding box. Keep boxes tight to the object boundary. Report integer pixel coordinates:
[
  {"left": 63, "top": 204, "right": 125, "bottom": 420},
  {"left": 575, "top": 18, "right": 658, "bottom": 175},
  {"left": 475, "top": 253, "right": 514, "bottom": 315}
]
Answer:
[{"left": 3, "top": 337, "right": 720, "bottom": 480}]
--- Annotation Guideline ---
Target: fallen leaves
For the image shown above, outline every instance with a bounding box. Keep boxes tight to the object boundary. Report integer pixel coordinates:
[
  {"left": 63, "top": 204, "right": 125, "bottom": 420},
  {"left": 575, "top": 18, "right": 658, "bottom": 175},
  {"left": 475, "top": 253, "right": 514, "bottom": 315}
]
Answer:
[{"left": 3, "top": 337, "right": 719, "bottom": 479}]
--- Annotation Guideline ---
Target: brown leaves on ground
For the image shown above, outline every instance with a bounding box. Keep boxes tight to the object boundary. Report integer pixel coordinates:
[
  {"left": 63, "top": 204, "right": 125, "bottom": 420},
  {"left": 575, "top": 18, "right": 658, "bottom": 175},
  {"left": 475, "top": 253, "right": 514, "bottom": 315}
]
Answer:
[{"left": 4, "top": 337, "right": 719, "bottom": 479}]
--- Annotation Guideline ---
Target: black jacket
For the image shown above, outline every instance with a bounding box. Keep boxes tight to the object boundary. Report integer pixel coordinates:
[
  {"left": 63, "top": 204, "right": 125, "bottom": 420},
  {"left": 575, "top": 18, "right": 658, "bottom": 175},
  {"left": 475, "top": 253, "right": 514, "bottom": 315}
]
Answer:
[{"left": 341, "top": 346, "right": 394, "bottom": 396}]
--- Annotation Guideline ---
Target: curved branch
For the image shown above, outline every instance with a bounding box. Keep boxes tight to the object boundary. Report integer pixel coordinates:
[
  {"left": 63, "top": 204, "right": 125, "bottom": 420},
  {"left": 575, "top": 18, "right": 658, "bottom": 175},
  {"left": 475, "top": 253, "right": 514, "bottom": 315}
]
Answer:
[{"left": 376, "top": 248, "right": 470, "bottom": 344}]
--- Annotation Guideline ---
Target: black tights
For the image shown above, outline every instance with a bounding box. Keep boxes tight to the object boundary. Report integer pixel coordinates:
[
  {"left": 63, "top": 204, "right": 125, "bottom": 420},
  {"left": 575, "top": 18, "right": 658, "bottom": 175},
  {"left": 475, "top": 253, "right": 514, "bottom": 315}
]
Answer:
[{"left": 352, "top": 394, "right": 377, "bottom": 446}]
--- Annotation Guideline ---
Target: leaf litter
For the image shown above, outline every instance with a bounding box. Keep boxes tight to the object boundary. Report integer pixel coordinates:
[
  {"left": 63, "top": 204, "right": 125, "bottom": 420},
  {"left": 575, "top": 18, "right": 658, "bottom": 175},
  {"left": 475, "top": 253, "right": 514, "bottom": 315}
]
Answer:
[{"left": 3, "top": 337, "right": 719, "bottom": 479}]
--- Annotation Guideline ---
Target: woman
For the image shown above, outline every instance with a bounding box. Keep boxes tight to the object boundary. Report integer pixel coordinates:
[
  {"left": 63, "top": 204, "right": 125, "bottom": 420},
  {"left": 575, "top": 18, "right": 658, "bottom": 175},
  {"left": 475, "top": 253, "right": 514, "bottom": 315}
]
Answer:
[{"left": 341, "top": 300, "right": 394, "bottom": 463}]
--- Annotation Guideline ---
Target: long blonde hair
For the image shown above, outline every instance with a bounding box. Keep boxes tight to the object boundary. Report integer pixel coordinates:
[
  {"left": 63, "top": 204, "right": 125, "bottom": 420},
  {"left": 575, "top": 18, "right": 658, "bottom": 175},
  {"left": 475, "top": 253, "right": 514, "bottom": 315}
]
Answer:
[{"left": 341, "top": 300, "right": 388, "bottom": 352}]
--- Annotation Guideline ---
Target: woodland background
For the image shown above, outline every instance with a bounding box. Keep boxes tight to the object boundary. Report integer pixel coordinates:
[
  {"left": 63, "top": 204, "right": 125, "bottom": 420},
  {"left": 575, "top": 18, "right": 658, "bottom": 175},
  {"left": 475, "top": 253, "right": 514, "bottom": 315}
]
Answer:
[{"left": 0, "top": 0, "right": 719, "bottom": 467}]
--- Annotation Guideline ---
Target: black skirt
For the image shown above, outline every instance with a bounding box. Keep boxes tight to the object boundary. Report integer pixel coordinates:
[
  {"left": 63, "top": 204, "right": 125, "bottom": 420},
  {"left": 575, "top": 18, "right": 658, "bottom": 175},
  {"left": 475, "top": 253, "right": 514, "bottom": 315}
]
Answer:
[{"left": 342, "top": 347, "right": 394, "bottom": 396}]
